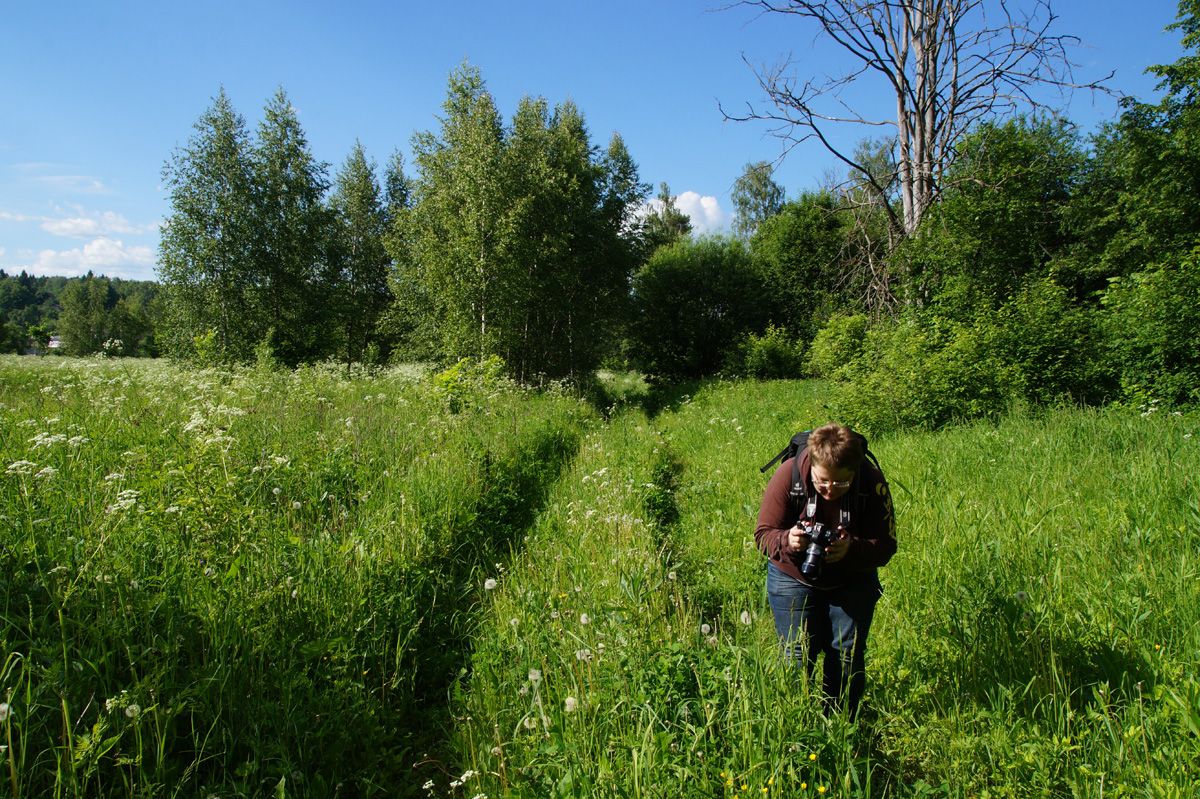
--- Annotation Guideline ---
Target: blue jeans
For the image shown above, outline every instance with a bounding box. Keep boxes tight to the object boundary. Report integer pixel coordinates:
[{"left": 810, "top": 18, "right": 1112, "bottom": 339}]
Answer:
[{"left": 765, "top": 561, "right": 881, "bottom": 716}]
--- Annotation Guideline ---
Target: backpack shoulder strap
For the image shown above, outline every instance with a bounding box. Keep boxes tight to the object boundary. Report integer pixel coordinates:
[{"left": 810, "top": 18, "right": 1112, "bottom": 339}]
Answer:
[{"left": 760, "top": 430, "right": 811, "bottom": 473}]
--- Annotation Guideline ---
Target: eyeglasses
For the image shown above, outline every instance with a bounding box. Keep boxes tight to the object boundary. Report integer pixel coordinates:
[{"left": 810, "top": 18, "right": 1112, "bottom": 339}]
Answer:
[{"left": 812, "top": 479, "right": 853, "bottom": 490}]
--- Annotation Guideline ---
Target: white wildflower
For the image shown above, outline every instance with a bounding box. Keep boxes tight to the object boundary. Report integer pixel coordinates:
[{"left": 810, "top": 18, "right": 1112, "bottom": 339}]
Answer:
[
  {"left": 5, "top": 461, "right": 37, "bottom": 475},
  {"left": 575, "top": 649, "right": 592, "bottom": 662},
  {"left": 106, "top": 490, "right": 140, "bottom": 514},
  {"left": 490, "top": 746, "right": 502, "bottom": 756},
  {"left": 35, "top": 466, "right": 57, "bottom": 480},
  {"left": 103, "top": 472, "right": 124, "bottom": 483}
]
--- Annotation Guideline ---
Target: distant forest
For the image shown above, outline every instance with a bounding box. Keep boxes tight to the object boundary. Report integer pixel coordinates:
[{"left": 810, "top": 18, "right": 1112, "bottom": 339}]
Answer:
[{"left": 0, "top": 270, "right": 160, "bottom": 356}]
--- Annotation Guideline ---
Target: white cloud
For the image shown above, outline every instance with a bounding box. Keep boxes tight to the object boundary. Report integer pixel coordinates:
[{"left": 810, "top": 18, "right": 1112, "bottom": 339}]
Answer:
[
  {"left": 42, "top": 210, "right": 140, "bottom": 238},
  {"left": 31, "top": 175, "right": 113, "bottom": 194},
  {"left": 674, "top": 191, "right": 731, "bottom": 234},
  {"left": 1, "top": 208, "right": 150, "bottom": 239},
  {"left": 18, "top": 238, "right": 156, "bottom": 279},
  {"left": 635, "top": 190, "right": 733, "bottom": 236}
]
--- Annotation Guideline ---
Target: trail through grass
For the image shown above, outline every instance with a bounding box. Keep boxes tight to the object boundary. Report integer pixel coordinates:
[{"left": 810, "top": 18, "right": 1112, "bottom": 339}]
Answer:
[{"left": 2, "top": 359, "right": 1197, "bottom": 798}]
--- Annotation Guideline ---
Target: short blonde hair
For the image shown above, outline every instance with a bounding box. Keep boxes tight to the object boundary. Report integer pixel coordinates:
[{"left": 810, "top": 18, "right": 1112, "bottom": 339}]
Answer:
[{"left": 807, "top": 423, "right": 863, "bottom": 471}]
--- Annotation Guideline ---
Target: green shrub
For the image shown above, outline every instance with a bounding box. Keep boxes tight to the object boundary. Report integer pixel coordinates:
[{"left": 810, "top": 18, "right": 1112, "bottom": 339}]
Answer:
[
  {"left": 1101, "top": 245, "right": 1200, "bottom": 407},
  {"left": 831, "top": 315, "right": 1017, "bottom": 434},
  {"left": 982, "top": 276, "right": 1114, "bottom": 406},
  {"left": 628, "top": 236, "right": 772, "bottom": 380},
  {"left": 804, "top": 312, "right": 868, "bottom": 378},
  {"left": 725, "top": 325, "right": 805, "bottom": 379}
]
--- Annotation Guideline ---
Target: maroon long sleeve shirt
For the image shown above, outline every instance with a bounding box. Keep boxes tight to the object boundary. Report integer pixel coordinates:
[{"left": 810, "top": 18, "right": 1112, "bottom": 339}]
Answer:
[{"left": 755, "top": 450, "right": 897, "bottom": 588}]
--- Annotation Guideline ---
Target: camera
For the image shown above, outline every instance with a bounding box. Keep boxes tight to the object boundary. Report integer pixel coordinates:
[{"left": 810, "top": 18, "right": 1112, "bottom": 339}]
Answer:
[{"left": 800, "top": 522, "right": 840, "bottom": 580}]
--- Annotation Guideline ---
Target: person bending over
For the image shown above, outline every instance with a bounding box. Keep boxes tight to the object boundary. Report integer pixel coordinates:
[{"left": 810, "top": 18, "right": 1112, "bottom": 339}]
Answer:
[{"left": 755, "top": 423, "right": 897, "bottom": 717}]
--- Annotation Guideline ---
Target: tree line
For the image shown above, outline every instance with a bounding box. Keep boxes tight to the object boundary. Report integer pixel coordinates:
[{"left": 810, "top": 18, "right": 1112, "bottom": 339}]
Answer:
[
  {"left": 23, "top": 0, "right": 1200, "bottom": 430},
  {"left": 0, "top": 271, "right": 160, "bottom": 356}
]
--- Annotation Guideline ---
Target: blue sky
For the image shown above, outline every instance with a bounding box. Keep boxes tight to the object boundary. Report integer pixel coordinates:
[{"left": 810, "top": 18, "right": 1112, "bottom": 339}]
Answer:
[{"left": 1, "top": 0, "right": 1189, "bottom": 282}]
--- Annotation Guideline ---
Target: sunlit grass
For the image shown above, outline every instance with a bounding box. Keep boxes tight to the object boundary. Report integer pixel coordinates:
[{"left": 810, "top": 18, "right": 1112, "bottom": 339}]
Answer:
[{"left": 2, "top": 358, "right": 1197, "bottom": 797}]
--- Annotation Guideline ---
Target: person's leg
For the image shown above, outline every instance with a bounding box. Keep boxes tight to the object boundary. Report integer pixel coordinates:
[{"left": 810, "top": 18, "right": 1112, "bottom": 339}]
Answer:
[
  {"left": 765, "top": 563, "right": 828, "bottom": 681},
  {"left": 824, "top": 579, "right": 882, "bottom": 717}
]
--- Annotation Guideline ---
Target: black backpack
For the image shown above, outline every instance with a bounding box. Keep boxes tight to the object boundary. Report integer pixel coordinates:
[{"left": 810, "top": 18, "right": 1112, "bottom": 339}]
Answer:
[{"left": 759, "top": 429, "right": 882, "bottom": 520}]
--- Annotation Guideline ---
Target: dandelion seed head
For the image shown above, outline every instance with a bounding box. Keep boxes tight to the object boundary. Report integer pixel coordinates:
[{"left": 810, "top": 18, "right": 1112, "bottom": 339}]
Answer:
[
  {"left": 564, "top": 696, "right": 577, "bottom": 712},
  {"left": 701, "top": 623, "right": 712, "bottom": 635},
  {"left": 528, "top": 669, "right": 541, "bottom": 683},
  {"left": 484, "top": 578, "right": 498, "bottom": 591},
  {"left": 272, "top": 487, "right": 281, "bottom": 496},
  {"left": 579, "top": 613, "right": 591, "bottom": 625},
  {"left": 0, "top": 703, "right": 9, "bottom": 722},
  {"left": 740, "top": 610, "right": 752, "bottom": 625},
  {"left": 292, "top": 501, "right": 301, "bottom": 510},
  {"left": 125, "top": 704, "right": 141, "bottom": 718},
  {"left": 1015, "top": 591, "right": 1029, "bottom": 603}
]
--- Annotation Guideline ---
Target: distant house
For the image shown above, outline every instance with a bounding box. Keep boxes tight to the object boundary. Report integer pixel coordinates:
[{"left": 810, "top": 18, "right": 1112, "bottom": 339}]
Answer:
[{"left": 24, "top": 335, "right": 63, "bottom": 356}]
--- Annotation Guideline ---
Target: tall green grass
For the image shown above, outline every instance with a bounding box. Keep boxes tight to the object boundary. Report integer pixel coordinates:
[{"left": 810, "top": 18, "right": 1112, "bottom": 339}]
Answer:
[
  {"left": 1, "top": 356, "right": 590, "bottom": 797},
  {"left": 3, "top": 359, "right": 1197, "bottom": 797}
]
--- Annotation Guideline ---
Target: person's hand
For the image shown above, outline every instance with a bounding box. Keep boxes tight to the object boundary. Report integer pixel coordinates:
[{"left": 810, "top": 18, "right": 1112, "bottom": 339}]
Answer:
[
  {"left": 825, "top": 535, "right": 851, "bottom": 564},
  {"left": 786, "top": 524, "right": 810, "bottom": 552}
]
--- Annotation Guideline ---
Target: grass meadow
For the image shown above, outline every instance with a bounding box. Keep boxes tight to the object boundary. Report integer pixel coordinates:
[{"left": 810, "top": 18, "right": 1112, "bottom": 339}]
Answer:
[{"left": 1, "top": 356, "right": 1197, "bottom": 798}]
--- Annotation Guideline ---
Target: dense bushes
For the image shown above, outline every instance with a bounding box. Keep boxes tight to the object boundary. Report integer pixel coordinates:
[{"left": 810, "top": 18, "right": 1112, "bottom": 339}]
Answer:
[
  {"left": 628, "top": 237, "right": 772, "bottom": 380},
  {"left": 1102, "top": 246, "right": 1200, "bottom": 406}
]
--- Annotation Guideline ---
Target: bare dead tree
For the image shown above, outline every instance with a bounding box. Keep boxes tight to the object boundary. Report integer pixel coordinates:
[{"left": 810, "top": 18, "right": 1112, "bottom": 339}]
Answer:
[
  {"left": 834, "top": 137, "right": 904, "bottom": 315},
  {"left": 721, "top": 0, "right": 1113, "bottom": 239}
]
